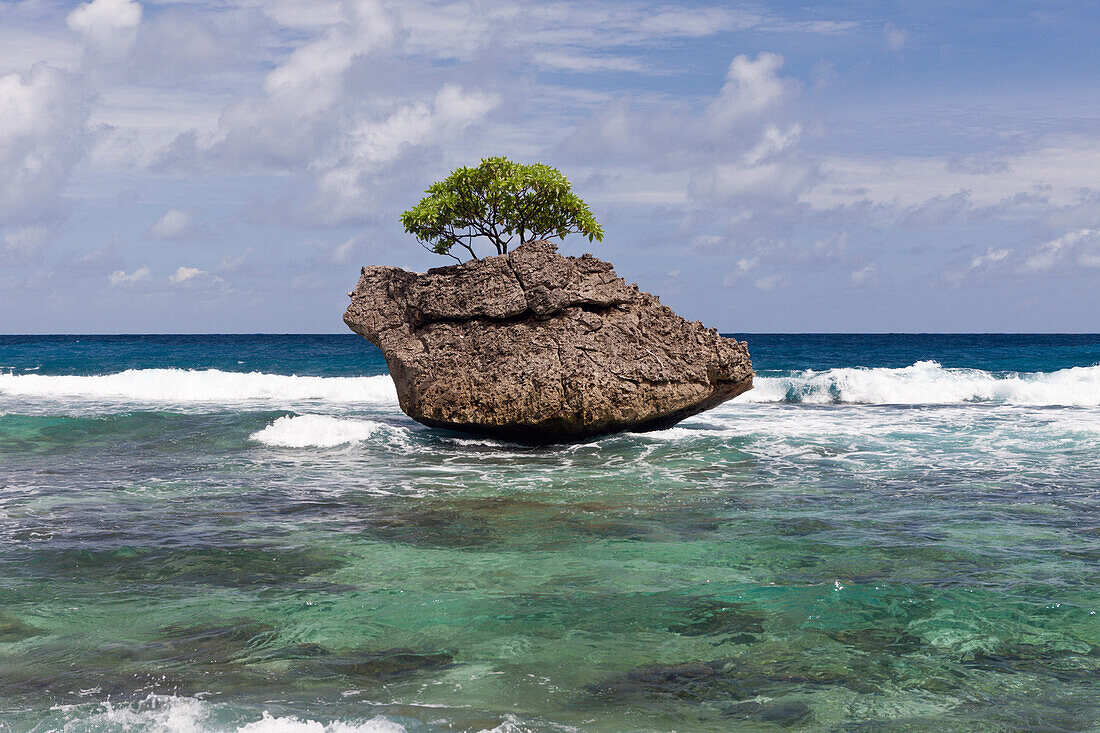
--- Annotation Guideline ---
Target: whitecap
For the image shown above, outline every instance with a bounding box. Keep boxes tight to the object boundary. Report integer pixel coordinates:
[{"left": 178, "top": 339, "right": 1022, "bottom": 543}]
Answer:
[
  {"left": 251, "top": 415, "right": 400, "bottom": 448},
  {"left": 0, "top": 369, "right": 397, "bottom": 406},
  {"left": 41, "top": 694, "right": 407, "bottom": 733},
  {"left": 630, "top": 426, "right": 699, "bottom": 441},
  {"left": 733, "top": 361, "right": 1100, "bottom": 406},
  {"left": 237, "top": 711, "right": 406, "bottom": 733}
]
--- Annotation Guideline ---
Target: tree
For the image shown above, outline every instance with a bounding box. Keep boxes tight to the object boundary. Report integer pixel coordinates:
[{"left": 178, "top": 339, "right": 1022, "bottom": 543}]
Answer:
[{"left": 401, "top": 157, "right": 603, "bottom": 262}]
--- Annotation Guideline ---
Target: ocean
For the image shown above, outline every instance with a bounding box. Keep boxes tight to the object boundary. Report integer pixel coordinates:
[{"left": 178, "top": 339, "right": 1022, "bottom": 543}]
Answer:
[{"left": 1, "top": 333, "right": 1098, "bottom": 732}]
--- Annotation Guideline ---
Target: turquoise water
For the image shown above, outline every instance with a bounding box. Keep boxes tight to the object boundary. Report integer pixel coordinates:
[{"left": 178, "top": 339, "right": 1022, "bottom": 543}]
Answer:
[{"left": 1, "top": 335, "right": 1099, "bottom": 731}]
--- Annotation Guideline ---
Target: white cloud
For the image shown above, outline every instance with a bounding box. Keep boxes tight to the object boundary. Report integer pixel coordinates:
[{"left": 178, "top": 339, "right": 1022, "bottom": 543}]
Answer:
[
  {"left": 306, "top": 84, "right": 500, "bottom": 224},
  {"left": 396, "top": 2, "right": 856, "bottom": 64},
  {"left": 688, "top": 124, "right": 813, "bottom": 207},
  {"left": 2, "top": 226, "right": 50, "bottom": 259},
  {"left": 805, "top": 135, "right": 1100, "bottom": 212},
  {"left": 850, "top": 262, "right": 877, "bottom": 285},
  {"left": 0, "top": 64, "right": 91, "bottom": 225},
  {"left": 754, "top": 273, "right": 787, "bottom": 291},
  {"left": 148, "top": 208, "right": 196, "bottom": 240},
  {"left": 169, "top": 266, "right": 204, "bottom": 284},
  {"left": 970, "top": 246, "right": 1011, "bottom": 270},
  {"left": 706, "top": 53, "right": 792, "bottom": 128},
  {"left": 329, "top": 236, "right": 358, "bottom": 264},
  {"left": 722, "top": 256, "right": 760, "bottom": 286},
  {"left": 262, "top": 0, "right": 397, "bottom": 108},
  {"left": 561, "top": 52, "right": 811, "bottom": 215},
  {"left": 108, "top": 265, "right": 150, "bottom": 285},
  {"left": 67, "top": 0, "right": 142, "bottom": 51},
  {"left": 691, "top": 58, "right": 811, "bottom": 207},
  {"left": 199, "top": 0, "right": 399, "bottom": 172},
  {"left": 0, "top": 26, "right": 82, "bottom": 74},
  {"left": 1022, "top": 229, "right": 1100, "bottom": 273},
  {"left": 527, "top": 50, "right": 647, "bottom": 73},
  {"left": 167, "top": 265, "right": 226, "bottom": 290}
]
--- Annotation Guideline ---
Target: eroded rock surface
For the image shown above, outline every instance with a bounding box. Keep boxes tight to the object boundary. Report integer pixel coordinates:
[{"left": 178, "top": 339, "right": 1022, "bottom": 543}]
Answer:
[{"left": 344, "top": 240, "right": 753, "bottom": 442}]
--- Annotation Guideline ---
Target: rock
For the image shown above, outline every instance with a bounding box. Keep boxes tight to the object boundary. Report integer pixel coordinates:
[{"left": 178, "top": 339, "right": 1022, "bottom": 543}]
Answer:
[
  {"left": 586, "top": 660, "right": 741, "bottom": 702},
  {"left": 0, "top": 614, "right": 45, "bottom": 643},
  {"left": 315, "top": 648, "right": 454, "bottom": 681},
  {"left": 667, "top": 599, "right": 766, "bottom": 637},
  {"left": 344, "top": 240, "right": 753, "bottom": 442},
  {"left": 725, "top": 699, "right": 813, "bottom": 727}
]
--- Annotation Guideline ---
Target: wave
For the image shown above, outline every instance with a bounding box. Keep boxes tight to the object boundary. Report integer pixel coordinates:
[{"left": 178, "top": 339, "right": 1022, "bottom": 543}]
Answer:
[
  {"left": 238, "top": 712, "right": 407, "bottom": 733},
  {"left": 41, "top": 694, "right": 407, "bottom": 733},
  {"left": 734, "top": 361, "right": 1100, "bottom": 406},
  {"left": 3, "top": 362, "right": 1098, "bottom": 411},
  {"left": 37, "top": 694, "right": 563, "bottom": 732},
  {"left": 0, "top": 369, "right": 397, "bottom": 405},
  {"left": 251, "top": 414, "right": 402, "bottom": 448}
]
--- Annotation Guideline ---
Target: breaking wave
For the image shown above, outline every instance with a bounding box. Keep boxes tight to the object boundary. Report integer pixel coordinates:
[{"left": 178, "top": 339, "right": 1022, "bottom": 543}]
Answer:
[
  {"left": 0, "top": 369, "right": 397, "bottom": 405},
  {"left": 39, "top": 694, "right": 407, "bottom": 733},
  {"left": 735, "top": 361, "right": 1100, "bottom": 406},
  {"left": 251, "top": 414, "right": 401, "bottom": 447},
  {"left": 3, "top": 362, "right": 1098, "bottom": 411}
]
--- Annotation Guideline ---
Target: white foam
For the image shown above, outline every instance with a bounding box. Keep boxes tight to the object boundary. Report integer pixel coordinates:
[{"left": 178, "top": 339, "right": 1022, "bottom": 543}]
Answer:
[
  {"left": 0, "top": 369, "right": 397, "bottom": 406},
  {"left": 631, "top": 426, "right": 698, "bottom": 441},
  {"left": 43, "top": 694, "right": 406, "bottom": 733},
  {"left": 237, "top": 712, "right": 406, "bottom": 733},
  {"left": 251, "top": 415, "right": 394, "bottom": 448},
  {"left": 733, "top": 361, "right": 1100, "bottom": 406}
]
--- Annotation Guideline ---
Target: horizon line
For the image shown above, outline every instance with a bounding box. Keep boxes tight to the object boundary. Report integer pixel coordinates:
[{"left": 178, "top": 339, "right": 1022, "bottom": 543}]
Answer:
[{"left": 3, "top": 332, "right": 1100, "bottom": 337}]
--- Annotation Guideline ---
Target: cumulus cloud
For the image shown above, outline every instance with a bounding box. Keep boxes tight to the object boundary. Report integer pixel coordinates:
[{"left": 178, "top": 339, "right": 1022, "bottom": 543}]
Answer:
[
  {"left": 108, "top": 265, "right": 150, "bottom": 285},
  {"left": 169, "top": 266, "right": 204, "bottom": 284},
  {"left": 3, "top": 0, "right": 1095, "bottom": 331},
  {"left": 559, "top": 52, "right": 812, "bottom": 218},
  {"left": 148, "top": 208, "right": 196, "bottom": 240},
  {"left": 67, "top": 0, "right": 142, "bottom": 52},
  {"left": 196, "top": 0, "right": 400, "bottom": 172},
  {"left": 168, "top": 265, "right": 226, "bottom": 290},
  {"left": 151, "top": 0, "right": 499, "bottom": 225},
  {"left": 706, "top": 53, "right": 793, "bottom": 127},
  {"left": 304, "top": 83, "right": 500, "bottom": 224},
  {"left": 1023, "top": 229, "right": 1100, "bottom": 273},
  {"left": 0, "top": 64, "right": 92, "bottom": 225},
  {"left": 970, "top": 246, "right": 1012, "bottom": 270}
]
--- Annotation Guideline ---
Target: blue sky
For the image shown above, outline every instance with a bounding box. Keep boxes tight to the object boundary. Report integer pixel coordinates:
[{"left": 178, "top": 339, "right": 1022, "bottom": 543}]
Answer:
[{"left": 1, "top": 0, "right": 1098, "bottom": 333}]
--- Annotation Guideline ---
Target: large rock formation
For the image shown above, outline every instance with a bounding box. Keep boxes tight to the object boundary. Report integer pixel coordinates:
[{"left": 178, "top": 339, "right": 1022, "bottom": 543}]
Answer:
[{"left": 344, "top": 241, "right": 753, "bottom": 442}]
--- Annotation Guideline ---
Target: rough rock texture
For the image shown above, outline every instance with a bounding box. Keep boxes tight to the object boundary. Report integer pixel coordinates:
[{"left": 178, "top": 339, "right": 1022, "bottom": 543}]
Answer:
[{"left": 344, "top": 240, "right": 753, "bottom": 442}]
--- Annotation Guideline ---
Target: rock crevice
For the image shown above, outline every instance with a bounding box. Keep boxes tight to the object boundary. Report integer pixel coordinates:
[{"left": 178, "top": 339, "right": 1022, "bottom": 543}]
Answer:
[{"left": 344, "top": 240, "right": 753, "bottom": 442}]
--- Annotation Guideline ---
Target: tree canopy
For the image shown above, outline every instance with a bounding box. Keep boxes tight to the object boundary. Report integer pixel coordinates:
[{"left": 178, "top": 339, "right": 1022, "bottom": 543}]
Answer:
[{"left": 401, "top": 157, "right": 603, "bottom": 262}]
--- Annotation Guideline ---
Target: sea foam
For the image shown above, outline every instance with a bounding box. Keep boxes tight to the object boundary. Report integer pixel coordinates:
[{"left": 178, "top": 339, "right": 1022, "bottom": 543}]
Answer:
[
  {"left": 0, "top": 369, "right": 397, "bottom": 405},
  {"left": 43, "top": 695, "right": 407, "bottom": 733},
  {"left": 237, "top": 712, "right": 407, "bottom": 733},
  {"left": 735, "top": 361, "right": 1100, "bottom": 406},
  {"left": 3, "top": 362, "right": 1099, "bottom": 409},
  {"left": 251, "top": 414, "right": 397, "bottom": 447}
]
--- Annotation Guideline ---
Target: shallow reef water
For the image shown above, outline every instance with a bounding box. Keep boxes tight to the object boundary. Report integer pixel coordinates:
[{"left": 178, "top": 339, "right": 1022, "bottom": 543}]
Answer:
[{"left": 1, "top": 334, "right": 1099, "bottom": 731}]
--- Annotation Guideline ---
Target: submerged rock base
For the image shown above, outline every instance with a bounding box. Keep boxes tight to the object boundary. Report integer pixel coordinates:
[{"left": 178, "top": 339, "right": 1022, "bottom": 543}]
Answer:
[{"left": 344, "top": 240, "right": 753, "bottom": 443}]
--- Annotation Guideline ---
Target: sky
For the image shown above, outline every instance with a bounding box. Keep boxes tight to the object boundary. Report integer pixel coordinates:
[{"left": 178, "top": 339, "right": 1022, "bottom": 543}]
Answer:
[{"left": 1, "top": 0, "right": 1098, "bottom": 333}]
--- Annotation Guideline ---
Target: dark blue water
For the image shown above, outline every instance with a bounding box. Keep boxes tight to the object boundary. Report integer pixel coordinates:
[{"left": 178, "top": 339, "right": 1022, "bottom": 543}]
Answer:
[{"left": 3, "top": 333, "right": 1098, "bottom": 376}]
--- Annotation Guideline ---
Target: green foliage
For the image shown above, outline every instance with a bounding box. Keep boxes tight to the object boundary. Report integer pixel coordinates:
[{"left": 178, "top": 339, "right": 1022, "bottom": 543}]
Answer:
[{"left": 401, "top": 157, "right": 603, "bottom": 261}]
